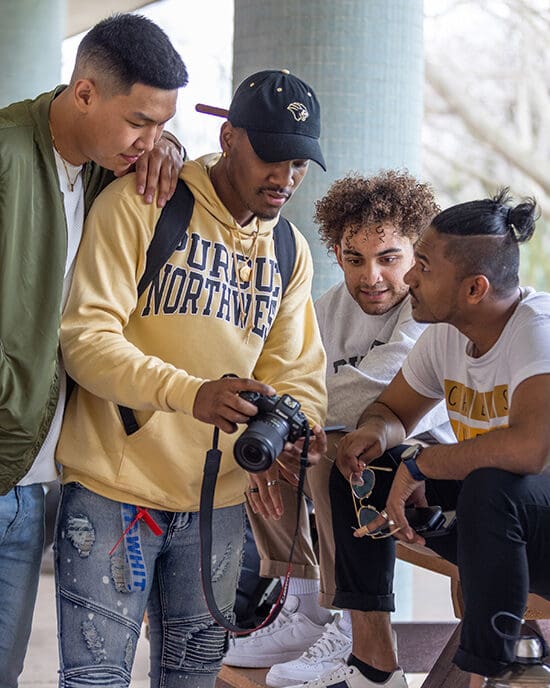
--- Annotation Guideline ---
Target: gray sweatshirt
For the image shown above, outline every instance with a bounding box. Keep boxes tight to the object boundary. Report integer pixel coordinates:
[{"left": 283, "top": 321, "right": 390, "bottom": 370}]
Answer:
[{"left": 315, "top": 281, "right": 454, "bottom": 444}]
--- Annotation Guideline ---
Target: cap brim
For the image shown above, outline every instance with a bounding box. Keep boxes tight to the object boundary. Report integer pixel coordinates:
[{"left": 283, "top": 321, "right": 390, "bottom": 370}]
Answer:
[
  {"left": 195, "top": 103, "right": 229, "bottom": 118},
  {"left": 247, "top": 129, "right": 326, "bottom": 171}
]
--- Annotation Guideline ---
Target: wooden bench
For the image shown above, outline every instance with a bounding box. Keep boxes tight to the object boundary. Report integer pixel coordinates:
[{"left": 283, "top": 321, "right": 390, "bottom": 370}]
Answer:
[
  {"left": 217, "top": 665, "right": 269, "bottom": 688},
  {"left": 395, "top": 541, "right": 550, "bottom": 687}
]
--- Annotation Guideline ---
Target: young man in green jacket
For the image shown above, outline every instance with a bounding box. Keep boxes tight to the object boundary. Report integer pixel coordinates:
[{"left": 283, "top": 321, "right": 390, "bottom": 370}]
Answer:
[{"left": 0, "top": 13, "right": 187, "bottom": 685}]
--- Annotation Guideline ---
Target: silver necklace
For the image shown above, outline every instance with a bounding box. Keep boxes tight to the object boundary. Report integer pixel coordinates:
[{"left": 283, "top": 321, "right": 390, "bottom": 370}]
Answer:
[{"left": 49, "top": 122, "right": 81, "bottom": 191}]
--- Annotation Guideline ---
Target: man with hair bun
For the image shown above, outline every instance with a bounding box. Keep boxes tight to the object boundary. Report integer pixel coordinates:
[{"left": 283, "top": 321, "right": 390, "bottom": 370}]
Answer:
[
  {"left": 0, "top": 12, "right": 187, "bottom": 685},
  {"left": 331, "top": 190, "right": 550, "bottom": 688},
  {"left": 226, "top": 171, "right": 453, "bottom": 688}
]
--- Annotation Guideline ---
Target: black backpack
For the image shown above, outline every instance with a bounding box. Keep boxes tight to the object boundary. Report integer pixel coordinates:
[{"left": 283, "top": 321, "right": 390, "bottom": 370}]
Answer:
[{"left": 119, "top": 178, "right": 297, "bottom": 435}]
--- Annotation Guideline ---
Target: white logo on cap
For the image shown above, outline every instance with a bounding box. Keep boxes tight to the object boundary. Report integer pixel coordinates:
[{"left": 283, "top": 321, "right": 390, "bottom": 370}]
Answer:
[{"left": 287, "top": 102, "right": 309, "bottom": 122}]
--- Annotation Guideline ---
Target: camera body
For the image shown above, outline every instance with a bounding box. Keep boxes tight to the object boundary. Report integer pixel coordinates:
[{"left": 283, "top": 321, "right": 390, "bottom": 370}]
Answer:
[{"left": 233, "top": 391, "right": 309, "bottom": 473}]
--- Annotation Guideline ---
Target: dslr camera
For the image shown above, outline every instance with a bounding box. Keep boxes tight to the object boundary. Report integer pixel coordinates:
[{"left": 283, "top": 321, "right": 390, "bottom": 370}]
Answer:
[{"left": 234, "top": 391, "right": 310, "bottom": 473}]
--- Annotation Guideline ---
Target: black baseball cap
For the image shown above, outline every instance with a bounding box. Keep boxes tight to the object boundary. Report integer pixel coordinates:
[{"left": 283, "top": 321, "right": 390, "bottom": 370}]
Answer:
[{"left": 228, "top": 69, "right": 326, "bottom": 171}]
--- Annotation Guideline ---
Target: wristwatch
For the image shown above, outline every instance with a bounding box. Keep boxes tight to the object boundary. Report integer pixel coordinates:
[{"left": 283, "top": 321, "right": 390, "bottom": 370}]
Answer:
[{"left": 401, "top": 443, "right": 427, "bottom": 481}]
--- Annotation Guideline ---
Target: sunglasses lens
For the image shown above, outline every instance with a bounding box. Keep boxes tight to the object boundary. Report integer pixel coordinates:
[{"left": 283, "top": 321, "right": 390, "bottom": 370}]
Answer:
[
  {"left": 352, "top": 469, "right": 376, "bottom": 498},
  {"left": 358, "top": 506, "right": 379, "bottom": 527}
]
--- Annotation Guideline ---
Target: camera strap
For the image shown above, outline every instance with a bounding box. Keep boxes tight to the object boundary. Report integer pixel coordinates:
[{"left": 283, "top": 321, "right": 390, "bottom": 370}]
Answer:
[{"left": 199, "top": 425, "right": 310, "bottom": 635}]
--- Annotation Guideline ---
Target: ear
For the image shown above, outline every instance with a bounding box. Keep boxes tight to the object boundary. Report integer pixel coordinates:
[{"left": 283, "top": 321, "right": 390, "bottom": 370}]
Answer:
[
  {"left": 73, "top": 79, "right": 96, "bottom": 113},
  {"left": 219, "top": 121, "right": 234, "bottom": 156},
  {"left": 334, "top": 242, "right": 344, "bottom": 270},
  {"left": 464, "top": 274, "right": 490, "bottom": 304}
]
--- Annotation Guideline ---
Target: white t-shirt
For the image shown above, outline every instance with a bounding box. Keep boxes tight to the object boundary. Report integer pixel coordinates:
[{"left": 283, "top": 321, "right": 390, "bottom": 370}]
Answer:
[
  {"left": 315, "top": 281, "right": 453, "bottom": 443},
  {"left": 19, "top": 151, "right": 84, "bottom": 486},
  {"left": 402, "top": 288, "right": 550, "bottom": 441}
]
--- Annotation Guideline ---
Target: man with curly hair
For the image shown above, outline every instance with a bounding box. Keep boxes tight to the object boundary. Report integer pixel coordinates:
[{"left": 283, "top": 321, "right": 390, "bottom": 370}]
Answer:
[{"left": 225, "top": 171, "right": 453, "bottom": 688}]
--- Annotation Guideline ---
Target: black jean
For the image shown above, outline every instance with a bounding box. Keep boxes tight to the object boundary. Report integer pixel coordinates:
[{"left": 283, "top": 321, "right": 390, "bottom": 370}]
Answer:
[{"left": 329, "top": 449, "right": 550, "bottom": 677}]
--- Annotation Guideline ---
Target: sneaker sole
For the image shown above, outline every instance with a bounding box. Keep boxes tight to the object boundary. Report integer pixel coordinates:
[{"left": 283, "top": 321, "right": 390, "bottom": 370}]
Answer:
[
  {"left": 266, "top": 673, "right": 303, "bottom": 688},
  {"left": 266, "top": 667, "right": 341, "bottom": 688},
  {"left": 222, "top": 649, "right": 305, "bottom": 668},
  {"left": 266, "top": 651, "right": 351, "bottom": 687}
]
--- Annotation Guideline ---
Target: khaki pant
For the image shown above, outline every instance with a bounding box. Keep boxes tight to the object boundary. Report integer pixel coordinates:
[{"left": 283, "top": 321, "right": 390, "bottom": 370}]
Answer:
[{"left": 247, "top": 432, "right": 344, "bottom": 609}]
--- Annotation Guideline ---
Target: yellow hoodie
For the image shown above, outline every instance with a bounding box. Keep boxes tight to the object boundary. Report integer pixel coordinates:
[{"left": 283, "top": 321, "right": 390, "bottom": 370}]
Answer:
[{"left": 58, "top": 154, "right": 327, "bottom": 511}]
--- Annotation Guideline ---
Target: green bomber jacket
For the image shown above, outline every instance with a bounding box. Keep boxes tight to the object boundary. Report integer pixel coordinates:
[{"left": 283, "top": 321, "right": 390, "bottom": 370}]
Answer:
[{"left": 0, "top": 87, "right": 112, "bottom": 493}]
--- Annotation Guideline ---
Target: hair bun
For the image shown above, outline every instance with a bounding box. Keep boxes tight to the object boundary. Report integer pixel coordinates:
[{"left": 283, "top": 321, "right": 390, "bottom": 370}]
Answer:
[{"left": 506, "top": 200, "right": 537, "bottom": 243}]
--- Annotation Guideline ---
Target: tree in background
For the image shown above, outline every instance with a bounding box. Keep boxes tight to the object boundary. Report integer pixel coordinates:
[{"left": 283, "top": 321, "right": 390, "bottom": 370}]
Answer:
[
  {"left": 61, "top": 1, "right": 549, "bottom": 287},
  {"left": 424, "top": 0, "right": 550, "bottom": 288}
]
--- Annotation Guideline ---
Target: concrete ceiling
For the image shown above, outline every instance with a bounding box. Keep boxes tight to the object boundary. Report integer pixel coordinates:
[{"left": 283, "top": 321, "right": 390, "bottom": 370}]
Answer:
[{"left": 66, "top": 0, "right": 155, "bottom": 37}]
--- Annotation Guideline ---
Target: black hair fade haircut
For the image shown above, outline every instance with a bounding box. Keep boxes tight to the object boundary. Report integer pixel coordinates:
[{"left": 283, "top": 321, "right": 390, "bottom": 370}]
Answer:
[
  {"left": 73, "top": 13, "right": 188, "bottom": 94},
  {"left": 433, "top": 188, "right": 538, "bottom": 296}
]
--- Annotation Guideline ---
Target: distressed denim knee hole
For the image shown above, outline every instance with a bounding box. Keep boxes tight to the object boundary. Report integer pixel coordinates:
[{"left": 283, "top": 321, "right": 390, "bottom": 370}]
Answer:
[{"left": 65, "top": 514, "right": 96, "bottom": 557}]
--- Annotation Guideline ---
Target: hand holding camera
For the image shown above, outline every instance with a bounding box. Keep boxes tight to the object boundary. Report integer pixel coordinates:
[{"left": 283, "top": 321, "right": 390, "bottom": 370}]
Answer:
[
  {"left": 195, "top": 374, "right": 323, "bottom": 474},
  {"left": 193, "top": 376, "right": 276, "bottom": 434},
  {"left": 234, "top": 390, "right": 310, "bottom": 472}
]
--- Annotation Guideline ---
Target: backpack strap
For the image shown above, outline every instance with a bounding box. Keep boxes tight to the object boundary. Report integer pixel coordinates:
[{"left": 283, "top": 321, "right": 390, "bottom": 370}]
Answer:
[
  {"left": 273, "top": 216, "right": 296, "bottom": 295},
  {"left": 119, "top": 179, "right": 194, "bottom": 435},
  {"left": 119, "top": 194, "right": 296, "bottom": 436},
  {"left": 137, "top": 179, "right": 194, "bottom": 298}
]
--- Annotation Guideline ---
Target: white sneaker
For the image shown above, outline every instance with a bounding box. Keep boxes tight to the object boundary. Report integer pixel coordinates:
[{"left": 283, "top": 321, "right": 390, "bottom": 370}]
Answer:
[
  {"left": 287, "top": 663, "right": 408, "bottom": 688},
  {"left": 266, "top": 616, "right": 353, "bottom": 687},
  {"left": 223, "top": 595, "right": 328, "bottom": 668}
]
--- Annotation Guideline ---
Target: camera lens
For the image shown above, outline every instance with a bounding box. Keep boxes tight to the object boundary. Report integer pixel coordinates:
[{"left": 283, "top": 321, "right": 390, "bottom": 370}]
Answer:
[
  {"left": 233, "top": 416, "right": 289, "bottom": 473},
  {"left": 235, "top": 437, "right": 274, "bottom": 473}
]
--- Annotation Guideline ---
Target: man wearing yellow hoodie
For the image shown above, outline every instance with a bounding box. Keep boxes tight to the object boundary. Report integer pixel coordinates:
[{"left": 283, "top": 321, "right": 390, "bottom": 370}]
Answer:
[{"left": 56, "top": 70, "right": 327, "bottom": 687}]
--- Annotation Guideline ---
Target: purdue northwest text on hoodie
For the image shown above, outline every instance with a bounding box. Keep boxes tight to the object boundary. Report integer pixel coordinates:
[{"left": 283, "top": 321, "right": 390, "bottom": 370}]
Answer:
[{"left": 58, "top": 154, "right": 327, "bottom": 511}]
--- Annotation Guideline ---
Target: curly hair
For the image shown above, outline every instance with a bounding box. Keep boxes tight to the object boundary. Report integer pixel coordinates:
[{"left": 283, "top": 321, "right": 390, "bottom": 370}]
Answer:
[{"left": 314, "top": 170, "right": 439, "bottom": 249}]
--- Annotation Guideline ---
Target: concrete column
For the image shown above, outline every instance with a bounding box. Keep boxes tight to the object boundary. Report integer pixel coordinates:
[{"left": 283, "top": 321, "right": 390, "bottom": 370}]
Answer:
[
  {"left": 233, "top": 0, "right": 424, "bottom": 297},
  {"left": 0, "top": 0, "right": 65, "bottom": 107}
]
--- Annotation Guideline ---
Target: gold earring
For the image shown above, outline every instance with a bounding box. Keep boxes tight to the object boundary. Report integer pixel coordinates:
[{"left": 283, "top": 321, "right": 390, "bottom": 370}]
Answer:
[{"left": 222, "top": 151, "right": 227, "bottom": 158}]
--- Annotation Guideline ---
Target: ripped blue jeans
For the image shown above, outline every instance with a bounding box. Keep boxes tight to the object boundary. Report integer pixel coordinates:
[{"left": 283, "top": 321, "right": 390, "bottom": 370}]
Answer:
[{"left": 55, "top": 482, "right": 245, "bottom": 688}]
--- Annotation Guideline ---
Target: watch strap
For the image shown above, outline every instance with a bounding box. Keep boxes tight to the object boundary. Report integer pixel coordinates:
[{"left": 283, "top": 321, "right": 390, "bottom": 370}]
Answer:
[{"left": 403, "top": 451, "right": 427, "bottom": 481}]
